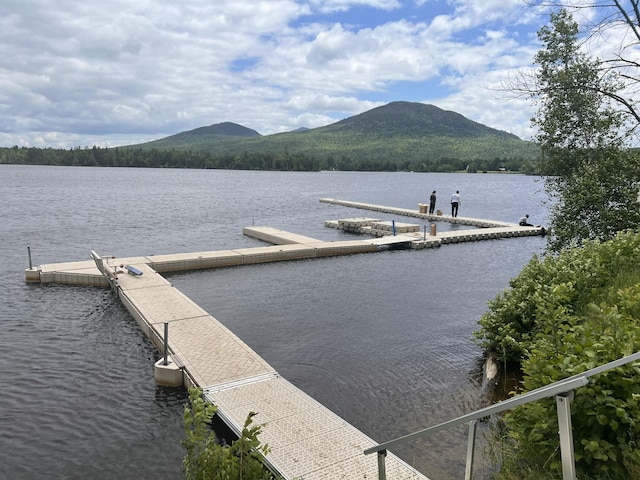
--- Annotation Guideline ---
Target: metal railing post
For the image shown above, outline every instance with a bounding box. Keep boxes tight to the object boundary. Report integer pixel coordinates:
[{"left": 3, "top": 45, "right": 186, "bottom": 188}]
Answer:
[
  {"left": 465, "top": 420, "right": 477, "bottom": 480},
  {"left": 556, "top": 392, "right": 577, "bottom": 480},
  {"left": 377, "top": 449, "right": 387, "bottom": 480},
  {"left": 163, "top": 322, "right": 169, "bottom": 366},
  {"left": 363, "top": 351, "right": 640, "bottom": 479}
]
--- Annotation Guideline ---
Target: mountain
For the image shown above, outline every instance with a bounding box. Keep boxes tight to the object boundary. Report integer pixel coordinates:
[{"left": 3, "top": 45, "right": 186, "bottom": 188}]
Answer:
[
  {"left": 322, "top": 101, "right": 519, "bottom": 139},
  {"left": 127, "top": 102, "right": 539, "bottom": 164},
  {"left": 136, "top": 121, "right": 260, "bottom": 149}
]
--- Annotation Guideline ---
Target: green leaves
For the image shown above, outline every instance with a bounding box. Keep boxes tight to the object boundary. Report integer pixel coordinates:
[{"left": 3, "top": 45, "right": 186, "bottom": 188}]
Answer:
[
  {"left": 475, "top": 231, "right": 640, "bottom": 364},
  {"left": 529, "top": 9, "right": 640, "bottom": 253},
  {"left": 478, "top": 232, "right": 640, "bottom": 478},
  {"left": 182, "top": 388, "right": 278, "bottom": 480}
]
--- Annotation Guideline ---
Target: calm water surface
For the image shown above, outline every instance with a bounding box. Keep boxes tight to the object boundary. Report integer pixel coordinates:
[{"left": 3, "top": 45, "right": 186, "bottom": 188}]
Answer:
[{"left": 0, "top": 165, "right": 547, "bottom": 479}]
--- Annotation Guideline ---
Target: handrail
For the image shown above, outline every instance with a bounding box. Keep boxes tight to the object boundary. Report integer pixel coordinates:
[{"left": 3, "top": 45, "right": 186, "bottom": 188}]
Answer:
[
  {"left": 364, "top": 350, "right": 640, "bottom": 480},
  {"left": 363, "top": 375, "right": 589, "bottom": 455},
  {"left": 562, "top": 350, "right": 640, "bottom": 382},
  {"left": 364, "top": 349, "right": 640, "bottom": 456}
]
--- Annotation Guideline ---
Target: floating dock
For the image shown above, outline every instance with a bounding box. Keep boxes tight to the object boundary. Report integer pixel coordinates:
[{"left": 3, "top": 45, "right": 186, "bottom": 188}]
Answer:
[
  {"left": 320, "top": 198, "right": 545, "bottom": 247},
  {"left": 24, "top": 200, "right": 545, "bottom": 479},
  {"left": 25, "top": 247, "right": 426, "bottom": 479},
  {"left": 112, "top": 261, "right": 424, "bottom": 479},
  {"left": 319, "top": 198, "right": 519, "bottom": 228}
]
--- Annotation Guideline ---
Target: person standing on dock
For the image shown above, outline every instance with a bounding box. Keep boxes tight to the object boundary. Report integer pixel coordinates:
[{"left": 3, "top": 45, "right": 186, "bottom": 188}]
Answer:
[
  {"left": 450, "top": 191, "right": 460, "bottom": 217},
  {"left": 429, "top": 190, "right": 437, "bottom": 214}
]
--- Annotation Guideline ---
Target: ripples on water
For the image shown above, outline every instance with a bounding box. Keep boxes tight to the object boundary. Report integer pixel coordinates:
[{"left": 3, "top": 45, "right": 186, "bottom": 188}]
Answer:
[
  {"left": 1, "top": 285, "right": 187, "bottom": 480},
  {"left": 1, "top": 166, "right": 546, "bottom": 479},
  {"left": 169, "top": 238, "right": 543, "bottom": 478}
]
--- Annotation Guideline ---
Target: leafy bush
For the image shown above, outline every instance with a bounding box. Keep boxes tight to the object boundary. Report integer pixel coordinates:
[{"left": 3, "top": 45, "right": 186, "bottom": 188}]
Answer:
[
  {"left": 499, "top": 285, "right": 640, "bottom": 478},
  {"left": 475, "top": 231, "right": 640, "bottom": 478},
  {"left": 182, "top": 387, "right": 279, "bottom": 480},
  {"left": 474, "top": 230, "right": 640, "bottom": 364}
]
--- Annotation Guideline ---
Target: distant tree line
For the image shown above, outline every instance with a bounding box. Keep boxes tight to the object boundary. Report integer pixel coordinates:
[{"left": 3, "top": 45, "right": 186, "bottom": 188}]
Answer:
[{"left": 0, "top": 145, "right": 539, "bottom": 173}]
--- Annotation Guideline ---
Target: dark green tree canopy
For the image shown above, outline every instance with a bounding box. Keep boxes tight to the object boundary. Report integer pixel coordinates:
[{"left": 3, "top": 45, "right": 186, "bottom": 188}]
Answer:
[{"left": 531, "top": 9, "right": 640, "bottom": 252}]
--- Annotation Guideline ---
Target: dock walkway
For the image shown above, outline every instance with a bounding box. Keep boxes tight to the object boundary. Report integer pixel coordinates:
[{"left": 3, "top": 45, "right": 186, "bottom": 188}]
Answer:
[
  {"left": 319, "top": 198, "right": 545, "bottom": 246},
  {"left": 26, "top": 247, "right": 427, "bottom": 479},
  {"left": 24, "top": 200, "right": 545, "bottom": 479},
  {"left": 319, "top": 198, "right": 516, "bottom": 227},
  {"left": 112, "top": 262, "right": 424, "bottom": 479}
]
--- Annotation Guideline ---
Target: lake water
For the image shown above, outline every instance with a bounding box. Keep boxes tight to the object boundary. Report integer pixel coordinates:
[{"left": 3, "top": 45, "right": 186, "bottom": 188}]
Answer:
[{"left": 0, "top": 165, "right": 547, "bottom": 479}]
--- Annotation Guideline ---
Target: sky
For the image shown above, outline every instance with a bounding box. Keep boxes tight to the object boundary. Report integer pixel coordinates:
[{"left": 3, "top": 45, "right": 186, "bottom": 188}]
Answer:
[{"left": 0, "top": 0, "right": 603, "bottom": 148}]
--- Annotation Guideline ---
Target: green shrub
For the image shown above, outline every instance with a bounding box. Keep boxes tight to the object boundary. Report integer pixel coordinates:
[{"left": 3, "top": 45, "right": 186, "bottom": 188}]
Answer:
[
  {"left": 474, "top": 231, "right": 640, "bottom": 364},
  {"left": 500, "top": 285, "right": 640, "bottom": 478},
  {"left": 476, "top": 231, "right": 640, "bottom": 478},
  {"left": 182, "top": 387, "right": 278, "bottom": 480}
]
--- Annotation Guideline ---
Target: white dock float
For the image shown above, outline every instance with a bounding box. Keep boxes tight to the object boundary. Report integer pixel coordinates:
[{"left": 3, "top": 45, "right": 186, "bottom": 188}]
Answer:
[
  {"left": 26, "top": 235, "right": 380, "bottom": 285},
  {"left": 241, "top": 226, "right": 379, "bottom": 256},
  {"left": 204, "top": 376, "right": 426, "bottom": 479}
]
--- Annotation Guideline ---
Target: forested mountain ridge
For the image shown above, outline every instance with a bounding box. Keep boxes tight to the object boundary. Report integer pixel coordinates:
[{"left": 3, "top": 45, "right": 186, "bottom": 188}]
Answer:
[
  {"left": 125, "top": 101, "right": 539, "bottom": 168},
  {"left": 136, "top": 121, "right": 260, "bottom": 149},
  {"left": 320, "top": 101, "right": 520, "bottom": 138},
  {"left": 1, "top": 102, "right": 540, "bottom": 172}
]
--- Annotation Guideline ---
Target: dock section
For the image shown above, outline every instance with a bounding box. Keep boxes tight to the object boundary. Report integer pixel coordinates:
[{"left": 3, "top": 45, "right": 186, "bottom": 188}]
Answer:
[
  {"left": 27, "top": 243, "right": 427, "bottom": 479},
  {"left": 89, "top": 256, "right": 428, "bottom": 479},
  {"left": 27, "top": 238, "right": 378, "bottom": 286},
  {"left": 320, "top": 198, "right": 546, "bottom": 246},
  {"left": 319, "top": 197, "right": 517, "bottom": 228},
  {"left": 27, "top": 219, "right": 543, "bottom": 288}
]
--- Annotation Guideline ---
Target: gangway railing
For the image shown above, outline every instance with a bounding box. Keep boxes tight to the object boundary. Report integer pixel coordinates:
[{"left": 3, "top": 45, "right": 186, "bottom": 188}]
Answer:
[{"left": 364, "top": 350, "right": 640, "bottom": 480}]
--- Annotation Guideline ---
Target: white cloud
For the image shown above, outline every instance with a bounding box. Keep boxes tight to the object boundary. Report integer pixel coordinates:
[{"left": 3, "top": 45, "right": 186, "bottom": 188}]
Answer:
[
  {"left": 0, "top": 0, "right": 549, "bottom": 147},
  {"left": 433, "top": 69, "right": 537, "bottom": 141},
  {"left": 309, "top": 0, "right": 401, "bottom": 14}
]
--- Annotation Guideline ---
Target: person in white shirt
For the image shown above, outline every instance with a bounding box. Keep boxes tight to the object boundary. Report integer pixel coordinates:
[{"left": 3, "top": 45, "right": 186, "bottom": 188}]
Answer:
[
  {"left": 450, "top": 191, "right": 460, "bottom": 217},
  {"left": 519, "top": 214, "right": 534, "bottom": 226}
]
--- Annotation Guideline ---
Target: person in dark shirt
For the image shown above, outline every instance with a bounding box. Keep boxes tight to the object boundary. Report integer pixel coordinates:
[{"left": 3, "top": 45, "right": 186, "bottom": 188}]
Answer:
[{"left": 429, "top": 190, "right": 436, "bottom": 214}]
